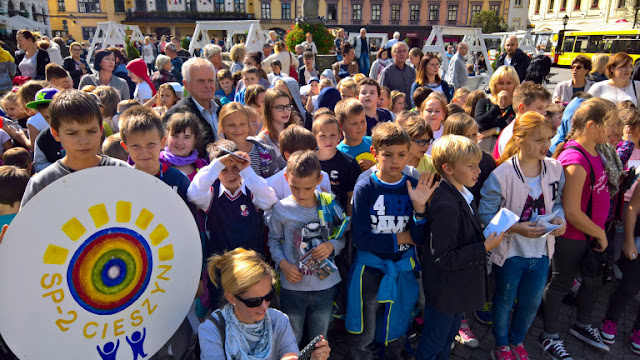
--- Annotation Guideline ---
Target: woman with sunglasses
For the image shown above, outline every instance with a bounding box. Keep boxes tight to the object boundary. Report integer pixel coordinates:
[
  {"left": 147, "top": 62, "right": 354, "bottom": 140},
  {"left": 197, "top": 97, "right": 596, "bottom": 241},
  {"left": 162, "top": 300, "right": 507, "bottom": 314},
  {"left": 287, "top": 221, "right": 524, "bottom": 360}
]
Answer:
[
  {"left": 199, "top": 248, "right": 331, "bottom": 360},
  {"left": 589, "top": 52, "right": 640, "bottom": 106},
  {"left": 553, "top": 55, "right": 593, "bottom": 105}
]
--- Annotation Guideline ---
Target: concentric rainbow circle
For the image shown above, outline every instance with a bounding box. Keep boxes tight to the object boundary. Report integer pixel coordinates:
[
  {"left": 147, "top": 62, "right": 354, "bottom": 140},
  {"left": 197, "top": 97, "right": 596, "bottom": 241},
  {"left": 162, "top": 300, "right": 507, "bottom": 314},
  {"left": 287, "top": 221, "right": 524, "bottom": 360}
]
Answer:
[{"left": 67, "top": 227, "right": 153, "bottom": 315}]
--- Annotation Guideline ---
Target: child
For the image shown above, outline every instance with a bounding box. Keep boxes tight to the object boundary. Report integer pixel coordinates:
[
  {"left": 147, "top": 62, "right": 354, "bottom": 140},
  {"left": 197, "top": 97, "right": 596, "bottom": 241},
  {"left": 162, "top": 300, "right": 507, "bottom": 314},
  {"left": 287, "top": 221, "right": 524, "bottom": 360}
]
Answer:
[
  {"left": 417, "top": 134, "right": 504, "bottom": 360},
  {"left": 0, "top": 165, "right": 29, "bottom": 227},
  {"left": 245, "top": 84, "right": 267, "bottom": 122},
  {"left": 335, "top": 98, "right": 375, "bottom": 172},
  {"left": 45, "top": 63, "right": 73, "bottom": 90},
  {"left": 215, "top": 69, "right": 235, "bottom": 105},
  {"left": 379, "top": 86, "right": 392, "bottom": 110},
  {"left": 101, "top": 133, "right": 128, "bottom": 162},
  {"left": 119, "top": 106, "right": 189, "bottom": 203},
  {"left": 2, "top": 147, "right": 32, "bottom": 173},
  {"left": 422, "top": 92, "right": 449, "bottom": 155},
  {"left": 234, "top": 66, "right": 260, "bottom": 105},
  {"left": 451, "top": 87, "right": 470, "bottom": 107},
  {"left": 390, "top": 90, "right": 406, "bottom": 115},
  {"left": 298, "top": 51, "right": 319, "bottom": 87},
  {"left": 17, "top": 80, "right": 46, "bottom": 151},
  {"left": 28, "top": 88, "right": 61, "bottom": 172},
  {"left": 160, "top": 112, "right": 208, "bottom": 181},
  {"left": 313, "top": 114, "right": 361, "bottom": 212},
  {"left": 347, "top": 122, "right": 435, "bottom": 359},
  {"left": 93, "top": 86, "right": 121, "bottom": 133},
  {"left": 2, "top": 92, "right": 28, "bottom": 129},
  {"left": 494, "top": 82, "right": 551, "bottom": 159},
  {"left": 464, "top": 89, "right": 487, "bottom": 118},
  {"left": 268, "top": 60, "right": 285, "bottom": 85},
  {"left": 395, "top": 110, "right": 436, "bottom": 175},
  {"left": 546, "top": 103, "right": 565, "bottom": 132},
  {"left": 116, "top": 99, "right": 141, "bottom": 130},
  {"left": 126, "top": 58, "right": 157, "bottom": 104},
  {"left": 21, "top": 90, "right": 129, "bottom": 207},
  {"left": 268, "top": 150, "right": 346, "bottom": 345},
  {"left": 151, "top": 83, "right": 181, "bottom": 118},
  {"left": 217, "top": 102, "right": 282, "bottom": 178},
  {"left": 411, "top": 86, "right": 432, "bottom": 112},
  {"left": 541, "top": 98, "right": 619, "bottom": 359},
  {"left": 308, "top": 77, "right": 320, "bottom": 97},
  {"left": 256, "top": 88, "right": 295, "bottom": 159},
  {"left": 479, "top": 112, "right": 566, "bottom": 360},
  {"left": 358, "top": 78, "right": 395, "bottom": 135}
]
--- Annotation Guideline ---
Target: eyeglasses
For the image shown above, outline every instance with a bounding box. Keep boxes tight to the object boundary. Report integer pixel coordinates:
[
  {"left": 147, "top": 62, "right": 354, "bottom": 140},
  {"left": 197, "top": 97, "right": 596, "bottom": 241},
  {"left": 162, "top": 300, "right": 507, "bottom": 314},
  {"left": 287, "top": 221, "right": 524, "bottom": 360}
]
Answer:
[
  {"left": 234, "top": 287, "right": 275, "bottom": 308},
  {"left": 412, "top": 138, "right": 434, "bottom": 147},
  {"left": 571, "top": 65, "right": 584, "bottom": 70},
  {"left": 272, "top": 104, "right": 294, "bottom": 112}
]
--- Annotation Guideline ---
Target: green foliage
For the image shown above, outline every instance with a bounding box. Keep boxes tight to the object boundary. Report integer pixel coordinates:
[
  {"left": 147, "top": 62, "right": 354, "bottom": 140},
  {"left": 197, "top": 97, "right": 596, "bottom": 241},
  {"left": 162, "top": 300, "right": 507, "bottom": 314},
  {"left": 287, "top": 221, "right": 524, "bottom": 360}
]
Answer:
[
  {"left": 180, "top": 36, "right": 190, "bottom": 51},
  {"left": 124, "top": 35, "right": 140, "bottom": 60},
  {"left": 285, "top": 22, "right": 335, "bottom": 55},
  {"left": 471, "top": 10, "right": 509, "bottom": 34}
]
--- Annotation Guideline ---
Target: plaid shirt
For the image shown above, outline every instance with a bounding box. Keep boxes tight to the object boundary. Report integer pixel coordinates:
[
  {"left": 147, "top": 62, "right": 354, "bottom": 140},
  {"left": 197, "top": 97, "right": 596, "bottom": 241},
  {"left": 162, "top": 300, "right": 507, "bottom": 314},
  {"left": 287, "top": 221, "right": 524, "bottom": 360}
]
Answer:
[{"left": 152, "top": 70, "right": 177, "bottom": 90}]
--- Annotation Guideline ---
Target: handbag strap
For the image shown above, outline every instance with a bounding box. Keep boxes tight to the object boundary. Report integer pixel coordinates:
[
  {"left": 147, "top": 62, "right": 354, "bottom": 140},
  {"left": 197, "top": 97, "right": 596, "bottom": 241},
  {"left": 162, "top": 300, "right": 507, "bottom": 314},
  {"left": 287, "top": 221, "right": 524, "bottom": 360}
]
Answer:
[
  {"left": 209, "top": 310, "right": 226, "bottom": 355},
  {"left": 567, "top": 145, "right": 594, "bottom": 242}
]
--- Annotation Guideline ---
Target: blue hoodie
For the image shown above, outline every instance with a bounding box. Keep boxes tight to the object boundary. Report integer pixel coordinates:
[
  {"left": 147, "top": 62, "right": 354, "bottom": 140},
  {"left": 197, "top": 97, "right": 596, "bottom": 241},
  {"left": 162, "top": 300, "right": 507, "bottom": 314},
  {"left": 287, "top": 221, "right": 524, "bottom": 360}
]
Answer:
[{"left": 549, "top": 97, "right": 587, "bottom": 154}]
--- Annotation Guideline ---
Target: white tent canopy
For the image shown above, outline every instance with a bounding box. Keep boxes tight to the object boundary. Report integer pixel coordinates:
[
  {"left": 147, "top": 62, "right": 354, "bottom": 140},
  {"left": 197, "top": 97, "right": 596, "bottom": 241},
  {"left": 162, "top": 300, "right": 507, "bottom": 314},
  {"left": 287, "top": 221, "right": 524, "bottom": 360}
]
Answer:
[
  {"left": 0, "top": 15, "right": 47, "bottom": 34},
  {"left": 86, "top": 22, "right": 144, "bottom": 64},
  {"left": 189, "top": 20, "right": 267, "bottom": 54}
]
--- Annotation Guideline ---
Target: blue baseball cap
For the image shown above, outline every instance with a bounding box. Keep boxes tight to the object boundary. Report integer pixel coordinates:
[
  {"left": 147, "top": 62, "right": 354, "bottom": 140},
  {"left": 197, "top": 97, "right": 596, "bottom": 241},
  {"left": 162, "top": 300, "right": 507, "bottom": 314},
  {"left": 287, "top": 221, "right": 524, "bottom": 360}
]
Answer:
[
  {"left": 26, "top": 88, "right": 60, "bottom": 109},
  {"left": 308, "top": 77, "right": 320, "bottom": 84}
]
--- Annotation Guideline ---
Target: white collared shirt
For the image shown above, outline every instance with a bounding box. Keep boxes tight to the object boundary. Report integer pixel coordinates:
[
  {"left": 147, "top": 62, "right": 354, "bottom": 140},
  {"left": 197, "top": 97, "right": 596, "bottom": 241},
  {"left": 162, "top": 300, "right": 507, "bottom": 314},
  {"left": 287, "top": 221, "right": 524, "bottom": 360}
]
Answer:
[
  {"left": 192, "top": 98, "right": 220, "bottom": 139},
  {"left": 459, "top": 186, "right": 475, "bottom": 214}
]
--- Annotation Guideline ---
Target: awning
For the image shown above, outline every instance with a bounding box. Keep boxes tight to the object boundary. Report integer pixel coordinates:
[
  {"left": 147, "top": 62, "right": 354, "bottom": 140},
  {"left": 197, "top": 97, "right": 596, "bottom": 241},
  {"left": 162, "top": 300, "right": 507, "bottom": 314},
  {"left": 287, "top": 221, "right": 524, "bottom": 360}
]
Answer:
[
  {"left": 12, "top": 16, "right": 47, "bottom": 33},
  {"left": 0, "top": 15, "right": 26, "bottom": 31}
]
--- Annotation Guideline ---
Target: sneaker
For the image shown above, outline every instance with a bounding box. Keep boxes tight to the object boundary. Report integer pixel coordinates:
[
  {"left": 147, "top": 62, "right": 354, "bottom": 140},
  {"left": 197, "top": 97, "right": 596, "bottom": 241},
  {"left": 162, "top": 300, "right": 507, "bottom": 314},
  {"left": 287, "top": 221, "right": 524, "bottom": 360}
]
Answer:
[
  {"left": 474, "top": 301, "right": 493, "bottom": 325},
  {"left": 600, "top": 319, "right": 617, "bottom": 345},
  {"left": 456, "top": 320, "right": 479, "bottom": 348},
  {"left": 569, "top": 324, "right": 610, "bottom": 352},
  {"left": 537, "top": 336, "right": 573, "bottom": 360},
  {"left": 490, "top": 346, "right": 515, "bottom": 360},
  {"left": 510, "top": 343, "right": 529, "bottom": 360},
  {"left": 630, "top": 328, "right": 640, "bottom": 355}
]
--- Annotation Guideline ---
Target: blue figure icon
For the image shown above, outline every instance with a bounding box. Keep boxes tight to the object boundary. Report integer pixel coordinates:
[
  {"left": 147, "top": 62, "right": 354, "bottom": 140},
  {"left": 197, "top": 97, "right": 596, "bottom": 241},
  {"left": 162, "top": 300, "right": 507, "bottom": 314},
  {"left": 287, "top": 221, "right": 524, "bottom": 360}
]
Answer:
[
  {"left": 97, "top": 339, "right": 120, "bottom": 360},
  {"left": 126, "top": 328, "right": 148, "bottom": 360}
]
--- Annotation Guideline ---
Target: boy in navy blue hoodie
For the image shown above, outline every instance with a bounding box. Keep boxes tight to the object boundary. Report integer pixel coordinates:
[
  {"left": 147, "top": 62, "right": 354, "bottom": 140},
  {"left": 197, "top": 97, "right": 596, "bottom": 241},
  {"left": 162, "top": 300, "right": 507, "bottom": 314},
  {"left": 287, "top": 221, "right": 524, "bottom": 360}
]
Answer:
[
  {"left": 346, "top": 121, "right": 437, "bottom": 359},
  {"left": 417, "top": 134, "right": 505, "bottom": 360}
]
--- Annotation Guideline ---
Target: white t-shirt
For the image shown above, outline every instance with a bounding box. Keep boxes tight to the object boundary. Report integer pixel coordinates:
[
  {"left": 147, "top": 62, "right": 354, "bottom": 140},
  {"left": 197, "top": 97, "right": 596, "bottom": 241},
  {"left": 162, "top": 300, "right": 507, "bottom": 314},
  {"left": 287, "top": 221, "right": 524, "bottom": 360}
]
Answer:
[
  {"left": 19, "top": 53, "right": 37, "bottom": 79},
  {"left": 142, "top": 44, "right": 155, "bottom": 64},
  {"left": 266, "top": 168, "right": 333, "bottom": 200},
  {"left": 509, "top": 175, "right": 549, "bottom": 259},
  {"left": 497, "top": 121, "right": 515, "bottom": 157},
  {"left": 0, "top": 129, "right": 10, "bottom": 156},
  {"left": 134, "top": 82, "right": 153, "bottom": 104},
  {"left": 504, "top": 56, "right": 512, "bottom": 66},
  {"left": 27, "top": 112, "right": 49, "bottom": 132},
  {"left": 427, "top": 125, "right": 444, "bottom": 155},
  {"left": 588, "top": 80, "right": 640, "bottom": 106}
]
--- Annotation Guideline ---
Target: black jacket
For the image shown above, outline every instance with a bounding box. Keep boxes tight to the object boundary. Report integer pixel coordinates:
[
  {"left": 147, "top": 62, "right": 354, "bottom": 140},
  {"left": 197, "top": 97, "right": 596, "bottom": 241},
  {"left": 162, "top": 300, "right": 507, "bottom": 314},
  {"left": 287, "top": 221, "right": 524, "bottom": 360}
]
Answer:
[
  {"left": 496, "top": 48, "right": 530, "bottom": 83},
  {"left": 163, "top": 96, "right": 222, "bottom": 157},
  {"left": 15, "top": 49, "right": 50, "bottom": 80},
  {"left": 63, "top": 56, "right": 92, "bottom": 89},
  {"left": 423, "top": 179, "right": 487, "bottom": 313}
]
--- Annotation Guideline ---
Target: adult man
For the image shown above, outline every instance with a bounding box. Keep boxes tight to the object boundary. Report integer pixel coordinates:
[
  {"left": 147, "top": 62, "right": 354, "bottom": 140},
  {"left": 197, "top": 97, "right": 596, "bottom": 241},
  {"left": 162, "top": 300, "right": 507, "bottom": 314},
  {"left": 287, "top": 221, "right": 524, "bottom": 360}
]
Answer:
[
  {"left": 171, "top": 37, "right": 191, "bottom": 63},
  {"left": 446, "top": 45, "right": 454, "bottom": 61},
  {"left": 66, "top": 34, "right": 74, "bottom": 46},
  {"left": 140, "top": 36, "right": 158, "bottom": 75},
  {"left": 385, "top": 32, "right": 400, "bottom": 50},
  {"left": 496, "top": 36, "right": 530, "bottom": 82},
  {"left": 163, "top": 58, "right": 221, "bottom": 155},
  {"left": 262, "top": 43, "right": 273, "bottom": 58},
  {"left": 379, "top": 42, "right": 415, "bottom": 109},
  {"left": 164, "top": 43, "right": 183, "bottom": 83},
  {"left": 295, "top": 44, "right": 305, "bottom": 66},
  {"left": 446, "top": 42, "right": 469, "bottom": 90},
  {"left": 332, "top": 43, "right": 359, "bottom": 82},
  {"left": 353, "top": 28, "right": 370, "bottom": 76}
]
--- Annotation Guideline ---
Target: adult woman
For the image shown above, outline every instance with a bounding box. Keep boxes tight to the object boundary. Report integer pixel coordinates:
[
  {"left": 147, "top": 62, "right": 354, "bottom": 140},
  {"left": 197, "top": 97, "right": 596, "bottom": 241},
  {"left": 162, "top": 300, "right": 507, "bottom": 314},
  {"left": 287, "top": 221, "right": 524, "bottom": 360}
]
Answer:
[
  {"left": 409, "top": 48, "right": 424, "bottom": 69},
  {"left": 588, "top": 52, "right": 640, "bottom": 106},
  {"left": 263, "top": 40, "right": 298, "bottom": 77},
  {"left": 411, "top": 53, "right": 452, "bottom": 106},
  {"left": 199, "top": 248, "right": 330, "bottom": 360},
  {"left": 368, "top": 47, "right": 392, "bottom": 82},
  {"left": 79, "top": 49, "right": 130, "bottom": 100},
  {"left": 587, "top": 53, "right": 609, "bottom": 83},
  {"left": 268, "top": 30, "right": 278, "bottom": 45},
  {"left": 203, "top": 43, "right": 229, "bottom": 71},
  {"left": 301, "top": 33, "right": 318, "bottom": 55},
  {"left": 475, "top": 65, "right": 520, "bottom": 152},
  {"left": 151, "top": 54, "right": 176, "bottom": 90},
  {"left": 230, "top": 43, "right": 247, "bottom": 75},
  {"left": 553, "top": 55, "right": 593, "bottom": 104},
  {"left": 64, "top": 42, "right": 92, "bottom": 89},
  {"left": 53, "top": 37, "right": 69, "bottom": 58},
  {"left": 15, "top": 30, "right": 50, "bottom": 80},
  {"left": 334, "top": 29, "right": 345, "bottom": 61}
]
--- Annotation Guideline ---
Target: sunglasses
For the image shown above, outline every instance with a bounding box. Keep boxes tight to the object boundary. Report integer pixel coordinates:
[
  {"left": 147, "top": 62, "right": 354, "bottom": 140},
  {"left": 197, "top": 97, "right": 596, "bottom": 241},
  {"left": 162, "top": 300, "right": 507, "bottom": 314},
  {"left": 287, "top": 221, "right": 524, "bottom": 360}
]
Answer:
[
  {"left": 571, "top": 65, "right": 584, "bottom": 70},
  {"left": 412, "top": 138, "right": 434, "bottom": 147},
  {"left": 234, "top": 287, "right": 275, "bottom": 308}
]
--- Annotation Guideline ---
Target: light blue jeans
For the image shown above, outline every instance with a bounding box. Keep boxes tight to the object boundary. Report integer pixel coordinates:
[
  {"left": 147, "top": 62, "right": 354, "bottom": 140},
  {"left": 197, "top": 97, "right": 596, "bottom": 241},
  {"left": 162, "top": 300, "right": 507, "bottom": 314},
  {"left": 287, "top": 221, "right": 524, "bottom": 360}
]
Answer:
[
  {"left": 492, "top": 256, "right": 549, "bottom": 346},
  {"left": 358, "top": 53, "right": 370, "bottom": 76},
  {"left": 279, "top": 285, "right": 338, "bottom": 346}
]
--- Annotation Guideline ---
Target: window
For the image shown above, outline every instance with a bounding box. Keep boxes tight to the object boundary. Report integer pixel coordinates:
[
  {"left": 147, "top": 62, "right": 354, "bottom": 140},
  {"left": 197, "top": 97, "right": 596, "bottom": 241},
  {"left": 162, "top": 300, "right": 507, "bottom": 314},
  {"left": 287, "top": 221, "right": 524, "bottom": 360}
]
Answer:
[
  {"left": 352, "top": 3, "right": 362, "bottom": 20},
  {"left": 186, "top": 0, "right": 196, "bottom": 11},
  {"left": 135, "top": 0, "right": 146, "bottom": 11},
  {"left": 234, "top": 0, "right": 245, "bottom": 12},
  {"left": 328, "top": 4, "right": 337, "bottom": 19},
  {"left": 471, "top": 4, "right": 481, "bottom": 17},
  {"left": 592, "top": 0, "right": 599, "bottom": 7},
  {"left": 261, "top": 3, "right": 270, "bottom": 18},
  {"left": 575, "top": 0, "right": 582, "bottom": 8},
  {"left": 282, "top": 3, "right": 291, "bottom": 19},
  {"left": 114, "top": 0, "right": 125, "bottom": 12},
  {"left": 512, "top": 18, "right": 521, "bottom": 28},
  {"left": 429, "top": 4, "right": 439, "bottom": 22},
  {"left": 156, "top": 0, "right": 167, "bottom": 11},
  {"left": 490, "top": 4, "right": 499, "bottom": 12},
  {"left": 78, "top": 0, "right": 101, "bottom": 13},
  {"left": 562, "top": 36, "right": 575, "bottom": 52},
  {"left": 515, "top": 0, "right": 522, "bottom": 5},
  {"left": 391, "top": 4, "right": 401, "bottom": 21},
  {"left": 371, "top": 4, "right": 381, "bottom": 20},
  {"left": 448, "top": 4, "right": 458, "bottom": 22},
  {"left": 548, "top": 0, "right": 554, "bottom": 11},
  {"left": 535, "top": 0, "right": 541, "bottom": 13},
  {"left": 53, "top": 30, "right": 68, "bottom": 38},
  {"left": 82, "top": 27, "right": 97, "bottom": 40},
  {"left": 617, "top": 0, "right": 625, "bottom": 8},
  {"left": 410, "top": 4, "right": 420, "bottom": 21},
  {"left": 214, "top": 0, "right": 224, "bottom": 12},
  {"left": 58, "top": 0, "right": 65, "bottom": 11},
  {"left": 560, "top": 0, "right": 567, "bottom": 9}
]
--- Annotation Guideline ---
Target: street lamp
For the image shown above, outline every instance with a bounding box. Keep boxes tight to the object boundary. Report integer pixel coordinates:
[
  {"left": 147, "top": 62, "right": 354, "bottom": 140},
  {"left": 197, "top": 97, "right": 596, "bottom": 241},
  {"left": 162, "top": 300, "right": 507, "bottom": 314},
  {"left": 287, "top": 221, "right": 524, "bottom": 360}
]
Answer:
[{"left": 562, "top": 14, "right": 569, "bottom": 30}]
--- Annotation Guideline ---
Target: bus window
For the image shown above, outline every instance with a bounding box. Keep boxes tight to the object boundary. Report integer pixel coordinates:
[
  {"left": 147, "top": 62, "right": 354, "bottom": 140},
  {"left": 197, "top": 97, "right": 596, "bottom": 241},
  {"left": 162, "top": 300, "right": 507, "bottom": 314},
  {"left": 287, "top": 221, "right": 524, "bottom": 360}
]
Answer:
[
  {"left": 574, "top": 37, "right": 589, "bottom": 53},
  {"left": 603, "top": 36, "right": 617, "bottom": 53},
  {"left": 586, "top": 35, "right": 604, "bottom": 53},
  {"left": 562, "top": 36, "right": 575, "bottom": 52},
  {"left": 628, "top": 40, "right": 640, "bottom": 54}
]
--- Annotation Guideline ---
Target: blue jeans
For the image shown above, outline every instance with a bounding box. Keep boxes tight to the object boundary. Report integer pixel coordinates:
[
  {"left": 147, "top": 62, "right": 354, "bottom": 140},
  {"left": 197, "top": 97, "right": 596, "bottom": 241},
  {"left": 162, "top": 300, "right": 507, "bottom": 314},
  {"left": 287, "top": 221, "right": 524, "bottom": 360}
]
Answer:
[
  {"left": 415, "top": 303, "right": 462, "bottom": 360},
  {"left": 279, "top": 285, "right": 338, "bottom": 346},
  {"left": 358, "top": 53, "right": 370, "bottom": 76},
  {"left": 492, "top": 256, "right": 549, "bottom": 347}
]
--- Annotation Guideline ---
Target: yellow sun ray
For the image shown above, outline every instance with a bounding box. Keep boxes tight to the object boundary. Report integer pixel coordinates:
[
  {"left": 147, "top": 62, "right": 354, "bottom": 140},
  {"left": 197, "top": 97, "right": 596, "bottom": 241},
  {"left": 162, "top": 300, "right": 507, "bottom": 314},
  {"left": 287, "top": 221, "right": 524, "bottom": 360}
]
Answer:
[
  {"left": 116, "top": 201, "right": 132, "bottom": 223},
  {"left": 43, "top": 244, "right": 69, "bottom": 265},
  {"left": 135, "top": 208, "right": 154, "bottom": 230},
  {"left": 88, "top": 204, "right": 109, "bottom": 228},
  {"left": 61, "top": 218, "right": 86, "bottom": 241},
  {"left": 149, "top": 224, "right": 169, "bottom": 246},
  {"left": 158, "top": 245, "right": 174, "bottom": 261}
]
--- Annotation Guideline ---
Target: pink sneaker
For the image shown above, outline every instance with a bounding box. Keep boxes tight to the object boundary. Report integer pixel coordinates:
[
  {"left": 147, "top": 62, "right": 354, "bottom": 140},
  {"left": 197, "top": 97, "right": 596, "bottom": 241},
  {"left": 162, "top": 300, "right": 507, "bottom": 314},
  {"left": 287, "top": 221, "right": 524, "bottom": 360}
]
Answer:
[
  {"left": 456, "top": 319, "right": 479, "bottom": 348},
  {"left": 630, "top": 328, "right": 640, "bottom": 355},
  {"left": 490, "top": 346, "right": 516, "bottom": 360},
  {"left": 510, "top": 343, "right": 529, "bottom": 360},
  {"left": 600, "top": 319, "right": 617, "bottom": 345}
]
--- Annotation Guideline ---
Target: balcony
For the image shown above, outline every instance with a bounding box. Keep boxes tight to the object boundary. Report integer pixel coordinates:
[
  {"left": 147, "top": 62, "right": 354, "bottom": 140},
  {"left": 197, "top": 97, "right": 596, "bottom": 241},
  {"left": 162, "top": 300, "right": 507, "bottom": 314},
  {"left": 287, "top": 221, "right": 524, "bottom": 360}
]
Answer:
[{"left": 125, "top": 10, "right": 255, "bottom": 22}]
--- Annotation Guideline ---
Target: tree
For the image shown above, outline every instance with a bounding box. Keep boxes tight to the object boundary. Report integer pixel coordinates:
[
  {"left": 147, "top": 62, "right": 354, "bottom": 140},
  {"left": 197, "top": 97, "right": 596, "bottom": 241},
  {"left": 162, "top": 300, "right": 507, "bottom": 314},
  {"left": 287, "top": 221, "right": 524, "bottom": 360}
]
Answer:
[
  {"left": 285, "top": 22, "right": 335, "bottom": 54},
  {"left": 471, "top": 10, "right": 509, "bottom": 34}
]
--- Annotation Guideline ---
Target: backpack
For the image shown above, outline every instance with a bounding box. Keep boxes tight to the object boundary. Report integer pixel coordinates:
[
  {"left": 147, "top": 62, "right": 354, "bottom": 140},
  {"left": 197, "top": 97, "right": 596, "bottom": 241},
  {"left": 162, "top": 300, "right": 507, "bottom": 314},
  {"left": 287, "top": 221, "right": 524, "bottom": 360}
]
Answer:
[
  {"left": 524, "top": 55, "right": 551, "bottom": 84},
  {"left": 180, "top": 310, "right": 225, "bottom": 360}
]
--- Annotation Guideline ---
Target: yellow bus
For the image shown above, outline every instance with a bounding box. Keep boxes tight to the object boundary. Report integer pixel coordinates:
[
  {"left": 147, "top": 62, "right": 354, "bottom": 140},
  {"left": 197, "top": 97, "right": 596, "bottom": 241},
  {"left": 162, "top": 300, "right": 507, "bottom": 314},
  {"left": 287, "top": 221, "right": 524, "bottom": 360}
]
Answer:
[{"left": 556, "top": 30, "right": 640, "bottom": 66}]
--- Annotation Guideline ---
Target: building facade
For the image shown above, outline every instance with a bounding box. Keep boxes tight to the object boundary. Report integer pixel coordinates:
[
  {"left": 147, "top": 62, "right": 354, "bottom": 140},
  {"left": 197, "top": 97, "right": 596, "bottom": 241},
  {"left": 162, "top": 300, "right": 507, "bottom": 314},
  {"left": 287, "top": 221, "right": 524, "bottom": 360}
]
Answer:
[
  {"left": 507, "top": 0, "right": 529, "bottom": 29},
  {"left": 0, "top": 0, "right": 50, "bottom": 36},
  {"left": 529, "top": 0, "right": 637, "bottom": 31},
  {"left": 48, "top": 0, "right": 124, "bottom": 41}
]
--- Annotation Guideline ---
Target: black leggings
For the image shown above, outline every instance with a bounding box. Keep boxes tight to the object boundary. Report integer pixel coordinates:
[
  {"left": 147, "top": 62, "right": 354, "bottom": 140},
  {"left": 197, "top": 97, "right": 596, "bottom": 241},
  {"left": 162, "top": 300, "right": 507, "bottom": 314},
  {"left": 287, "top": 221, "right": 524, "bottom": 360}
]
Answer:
[{"left": 605, "top": 256, "right": 640, "bottom": 329}]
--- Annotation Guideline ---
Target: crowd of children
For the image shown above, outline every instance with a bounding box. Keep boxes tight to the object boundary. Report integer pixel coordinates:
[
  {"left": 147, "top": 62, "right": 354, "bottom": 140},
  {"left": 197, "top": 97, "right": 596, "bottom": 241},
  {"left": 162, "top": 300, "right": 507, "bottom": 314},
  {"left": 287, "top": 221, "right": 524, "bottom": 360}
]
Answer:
[{"left": 2, "top": 46, "right": 640, "bottom": 360}]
